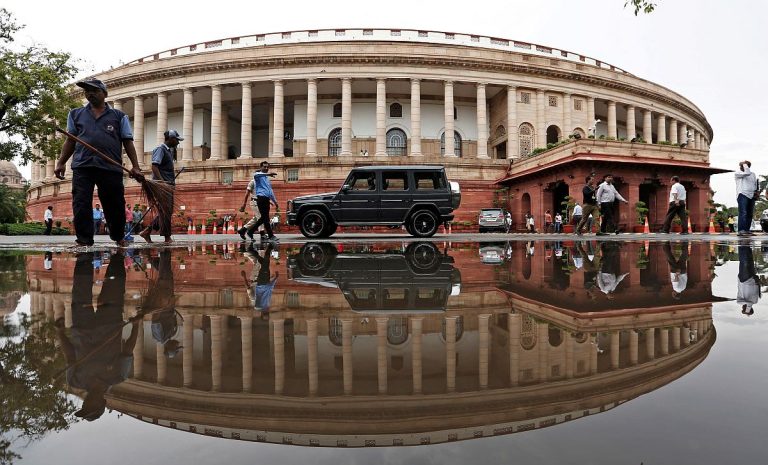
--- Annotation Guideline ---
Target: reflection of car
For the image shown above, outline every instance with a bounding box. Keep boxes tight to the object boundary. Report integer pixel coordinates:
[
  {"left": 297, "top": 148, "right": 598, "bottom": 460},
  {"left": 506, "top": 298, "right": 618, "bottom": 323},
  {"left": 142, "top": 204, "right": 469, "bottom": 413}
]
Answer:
[
  {"left": 479, "top": 244, "right": 506, "bottom": 264},
  {"left": 288, "top": 242, "right": 461, "bottom": 313},
  {"left": 286, "top": 166, "right": 461, "bottom": 239},
  {"left": 478, "top": 208, "right": 510, "bottom": 233},
  {"left": 760, "top": 210, "right": 768, "bottom": 232}
]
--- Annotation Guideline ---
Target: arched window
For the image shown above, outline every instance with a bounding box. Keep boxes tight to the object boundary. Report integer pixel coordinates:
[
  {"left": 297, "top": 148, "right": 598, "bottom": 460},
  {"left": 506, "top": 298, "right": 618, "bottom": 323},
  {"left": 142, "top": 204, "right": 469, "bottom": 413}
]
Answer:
[
  {"left": 495, "top": 125, "right": 506, "bottom": 139},
  {"left": 332, "top": 102, "right": 342, "bottom": 118},
  {"left": 573, "top": 127, "right": 586, "bottom": 139},
  {"left": 441, "top": 316, "right": 464, "bottom": 342},
  {"left": 521, "top": 315, "right": 537, "bottom": 350},
  {"left": 328, "top": 316, "right": 343, "bottom": 346},
  {"left": 386, "top": 128, "right": 407, "bottom": 156},
  {"left": 387, "top": 317, "right": 408, "bottom": 345},
  {"left": 546, "top": 125, "right": 561, "bottom": 144},
  {"left": 440, "top": 131, "right": 463, "bottom": 157},
  {"left": 389, "top": 102, "right": 403, "bottom": 118},
  {"left": 519, "top": 123, "right": 535, "bottom": 157},
  {"left": 328, "top": 128, "right": 342, "bottom": 156}
]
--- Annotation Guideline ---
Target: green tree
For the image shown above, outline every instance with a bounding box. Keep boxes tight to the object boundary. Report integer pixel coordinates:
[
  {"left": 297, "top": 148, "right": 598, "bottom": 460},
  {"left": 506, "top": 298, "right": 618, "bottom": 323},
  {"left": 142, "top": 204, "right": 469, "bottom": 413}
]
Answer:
[
  {"left": 0, "top": 184, "right": 26, "bottom": 223},
  {"left": 0, "top": 8, "right": 80, "bottom": 164},
  {"left": 625, "top": 0, "right": 658, "bottom": 15}
]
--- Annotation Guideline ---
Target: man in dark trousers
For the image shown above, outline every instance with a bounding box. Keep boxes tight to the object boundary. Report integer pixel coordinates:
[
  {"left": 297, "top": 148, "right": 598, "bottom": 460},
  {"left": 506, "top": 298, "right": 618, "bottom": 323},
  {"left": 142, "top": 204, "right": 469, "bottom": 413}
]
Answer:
[
  {"left": 44, "top": 205, "right": 54, "bottom": 235},
  {"left": 663, "top": 241, "right": 689, "bottom": 299},
  {"left": 54, "top": 79, "right": 144, "bottom": 247},
  {"left": 248, "top": 161, "right": 280, "bottom": 243},
  {"left": 661, "top": 176, "right": 689, "bottom": 235},
  {"left": 576, "top": 175, "right": 598, "bottom": 235},
  {"left": 139, "top": 130, "right": 182, "bottom": 244}
]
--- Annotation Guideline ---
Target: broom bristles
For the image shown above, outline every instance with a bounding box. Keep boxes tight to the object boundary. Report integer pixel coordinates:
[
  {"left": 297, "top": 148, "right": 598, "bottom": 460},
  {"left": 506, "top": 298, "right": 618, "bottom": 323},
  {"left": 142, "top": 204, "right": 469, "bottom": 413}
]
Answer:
[{"left": 139, "top": 179, "right": 179, "bottom": 224}]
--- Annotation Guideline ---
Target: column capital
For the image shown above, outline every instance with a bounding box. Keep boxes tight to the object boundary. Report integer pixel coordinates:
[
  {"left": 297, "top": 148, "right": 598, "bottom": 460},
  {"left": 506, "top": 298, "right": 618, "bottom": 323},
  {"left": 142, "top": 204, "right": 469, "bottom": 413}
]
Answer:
[
  {"left": 341, "top": 77, "right": 352, "bottom": 82},
  {"left": 476, "top": 82, "right": 487, "bottom": 89},
  {"left": 307, "top": 77, "right": 317, "bottom": 83},
  {"left": 210, "top": 84, "right": 221, "bottom": 90},
  {"left": 563, "top": 91, "right": 571, "bottom": 97},
  {"left": 240, "top": 81, "right": 251, "bottom": 88},
  {"left": 183, "top": 87, "right": 194, "bottom": 93},
  {"left": 444, "top": 80, "right": 454, "bottom": 86},
  {"left": 587, "top": 96, "right": 595, "bottom": 102},
  {"left": 627, "top": 104, "right": 636, "bottom": 110},
  {"left": 410, "top": 77, "right": 421, "bottom": 83},
  {"left": 507, "top": 84, "right": 517, "bottom": 91},
  {"left": 272, "top": 79, "right": 284, "bottom": 85},
  {"left": 376, "top": 77, "right": 387, "bottom": 83}
]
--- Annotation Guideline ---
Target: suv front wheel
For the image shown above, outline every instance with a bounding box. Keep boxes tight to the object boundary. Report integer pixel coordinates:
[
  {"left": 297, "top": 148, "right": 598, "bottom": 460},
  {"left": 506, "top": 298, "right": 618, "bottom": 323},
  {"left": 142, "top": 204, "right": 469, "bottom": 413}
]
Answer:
[
  {"left": 299, "top": 209, "right": 334, "bottom": 238},
  {"left": 409, "top": 209, "right": 439, "bottom": 238}
]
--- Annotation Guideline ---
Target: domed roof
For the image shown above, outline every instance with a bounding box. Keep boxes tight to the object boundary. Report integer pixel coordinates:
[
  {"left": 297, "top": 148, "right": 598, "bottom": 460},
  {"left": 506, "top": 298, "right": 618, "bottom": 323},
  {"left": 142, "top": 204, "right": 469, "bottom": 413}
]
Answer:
[{"left": 0, "top": 160, "right": 22, "bottom": 177}]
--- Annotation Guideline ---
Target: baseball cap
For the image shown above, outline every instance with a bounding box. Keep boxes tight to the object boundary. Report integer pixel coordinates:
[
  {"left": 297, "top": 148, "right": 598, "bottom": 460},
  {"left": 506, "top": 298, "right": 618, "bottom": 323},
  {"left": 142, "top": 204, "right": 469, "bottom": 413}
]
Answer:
[
  {"left": 164, "top": 129, "right": 184, "bottom": 141},
  {"left": 76, "top": 79, "right": 108, "bottom": 93}
]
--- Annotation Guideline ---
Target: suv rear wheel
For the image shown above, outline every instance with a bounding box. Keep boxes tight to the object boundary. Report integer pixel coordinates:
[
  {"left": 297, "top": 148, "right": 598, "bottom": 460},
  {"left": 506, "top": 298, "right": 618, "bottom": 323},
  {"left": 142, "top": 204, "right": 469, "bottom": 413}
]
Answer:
[
  {"left": 299, "top": 209, "right": 333, "bottom": 238},
  {"left": 409, "top": 209, "right": 439, "bottom": 238}
]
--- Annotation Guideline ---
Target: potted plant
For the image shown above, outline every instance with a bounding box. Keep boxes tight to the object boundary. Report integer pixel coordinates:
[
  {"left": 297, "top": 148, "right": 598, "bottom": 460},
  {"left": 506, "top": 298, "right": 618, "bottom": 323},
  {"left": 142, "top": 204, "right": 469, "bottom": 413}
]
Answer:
[
  {"left": 634, "top": 201, "right": 649, "bottom": 233},
  {"left": 560, "top": 195, "right": 576, "bottom": 233}
]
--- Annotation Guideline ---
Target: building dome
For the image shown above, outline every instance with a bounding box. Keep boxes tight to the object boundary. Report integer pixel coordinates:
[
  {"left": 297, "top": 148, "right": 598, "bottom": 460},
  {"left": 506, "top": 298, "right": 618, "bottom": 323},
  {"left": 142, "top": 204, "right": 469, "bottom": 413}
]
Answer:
[{"left": 0, "top": 160, "right": 25, "bottom": 189}]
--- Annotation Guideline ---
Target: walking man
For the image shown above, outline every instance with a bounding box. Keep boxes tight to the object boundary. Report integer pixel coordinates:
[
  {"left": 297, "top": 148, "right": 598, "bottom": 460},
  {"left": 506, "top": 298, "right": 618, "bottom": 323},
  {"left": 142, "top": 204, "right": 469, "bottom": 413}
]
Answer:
[
  {"left": 54, "top": 79, "right": 144, "bottom": 247},
  {"left": 238, "top": 172, "right": 267, "bottom": 241},
  {"left": 735, "top": 160, "right": 759, "bottom": 237},
  {"left": 554, "top": 212, "right": 563, "bottom": 233},
  {"left": 572, "top": 203, "right": 582, "bottom": 230},
  {"left": 139, "top": 130, "right": 182, "bottom": 244},
  {"left": 663, "top": 242, "right": 688, "bottom": 299},
  {"left": 44, "top": 205, "right": 54, "bottom": 235},
  {"left": 247, "top": 161, "right": 280, "bottom": 243},
  {"left": 661, "top": 176, "right": 689, "bottom": 234},
  {"left": 596, "top": 174, "right": 628, "bottom": 236},
  {"left": 92, "top": 204, "right": 104, "bottom": 235},
  {"left": 576, "top": 175, "right": 598, "bottom": 235}
]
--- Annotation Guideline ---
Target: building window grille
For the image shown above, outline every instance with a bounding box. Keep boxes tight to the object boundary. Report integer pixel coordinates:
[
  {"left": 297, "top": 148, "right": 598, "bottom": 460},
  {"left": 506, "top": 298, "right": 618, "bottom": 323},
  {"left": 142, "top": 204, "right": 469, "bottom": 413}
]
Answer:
[
  {"left": 286, "top": 168, "right": 299, "bottom": 182},
  {"left": 574, "top": 99, "right": 583, "bottom": 111},
  {"left": 221, "top": 169, "right": 233, "bottom": 185},
  {"left": 386, "top": 129, "right": 407, "bottom": 156},
  {"left": 445, "top": 33, "right": 455, "bottom": 39},
  {"left": 308, "top": 30, "right": 318, "bottom": 37},
  {"left": 440, "top": 131, "right": 463, "bottom": 157},
  {"left": 519, "top": 123, "right": 535, "bottom": 157},
  {"left": 521, "top": 314, "right": 537, "bottom": 349},
  {"left": 491, "top": 38, "right": 509, "bottom": 46},
  {"left": 255, "top": 35, "right": 265, "bottom": 41},
  {"left": 363, "top": 29, "right": 373, "bottom": 36},
  {"left": 521, "top": 92, "right": 531, "bottom": 104},
  {"left": 418, "top": 31, "right": 428, "bottom": 37},
  {"left": 329, "top": 316, "right": 343, "bottom": 346},
  {"left": 285, "top": 291, "right": 300, "bottom": 307},
  {"left": 335, "top": 30, "right": 346, "bottom": 36},
  {"left": 391, "top": 30, "right": 401, "bottom": 36},
  {"left": 548, "top": 96, "right": 558, "bottom": 107},
  {"left": 220, "top": 288, "right": 234, "bottom": 307},
  {"left": 328, "top": 128, "right": 342, "bottom": 156},
  {"left": 389, "top": 102, "right": 403, "bottom": 118},
  {"left": 332, "top": 102, "right": 342, "bottom": 118},
  {"left": 471, "top": 35, "right": 480, "bottom": 42},
  {"left": 282, "top": 32, "right": 291, "bottom": 39}
]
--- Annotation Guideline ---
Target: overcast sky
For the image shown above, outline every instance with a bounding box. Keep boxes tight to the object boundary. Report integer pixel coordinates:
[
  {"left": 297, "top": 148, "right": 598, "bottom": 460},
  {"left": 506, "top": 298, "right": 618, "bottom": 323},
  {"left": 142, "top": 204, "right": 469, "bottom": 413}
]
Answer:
[{"left": 5, "top": 0, "right": 765, "bottom": 206}]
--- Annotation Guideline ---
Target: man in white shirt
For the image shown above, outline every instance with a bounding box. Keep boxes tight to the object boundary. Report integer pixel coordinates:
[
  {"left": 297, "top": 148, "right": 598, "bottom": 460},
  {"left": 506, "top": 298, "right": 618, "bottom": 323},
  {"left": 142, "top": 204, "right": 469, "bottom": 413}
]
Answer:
[
  {"left": 572, "top": 203, "right": 583, "bottom": 230},
  {"left": 663, "top": 242, "right": 688, "bottom": 299},
  {"left": 735, "top": 160, "right": 759, "bottom": 236},
  {"left": 737, "top": 245, "right": 760, "bottom": 315},
  {"left": 661, "top": 176, "right": 689, "bottom": 234},
  {"left": 44, "top": 205, "right": 54, "bottom": 235},
  {"left": 596, "top": 174, "right": 628, "bottom": 236}
]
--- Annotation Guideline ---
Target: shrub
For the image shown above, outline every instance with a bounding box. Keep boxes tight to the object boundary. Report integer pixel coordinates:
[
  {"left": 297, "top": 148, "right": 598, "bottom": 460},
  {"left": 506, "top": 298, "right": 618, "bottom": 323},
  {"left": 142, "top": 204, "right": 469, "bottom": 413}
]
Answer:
[{"left": 0, "top": 222, "right": 70, "bottom": 235}]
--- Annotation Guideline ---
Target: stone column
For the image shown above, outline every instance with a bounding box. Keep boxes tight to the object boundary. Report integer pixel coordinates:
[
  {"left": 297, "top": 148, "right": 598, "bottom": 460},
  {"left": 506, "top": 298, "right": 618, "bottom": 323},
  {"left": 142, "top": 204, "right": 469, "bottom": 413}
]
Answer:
[
  {"left": 210, "top": 85, "right": 222, "bottom": 161},
  {"left": 476, "top": 83, "right": 489, "bottom": 158},
  {"left": 610, "top": 331, "right": 620, "bottom": 369},
  {"left": 607, "top": 101, "right": 617, "bottom": 139},
  {"left": 564, "top": 332, "right": 575, "bottom": 378},
  {"left": 445, "top": 316, "right": 457, "bottom": 392},
  {"left": 657, "top": 114, "right": 667, "bottom": 142},
  {"left": 587, "top": 97, "right": 596, "bottom": 134},
  {"left": 411, "top": 317, "right": 423, "bottom": 393},
  {"left": 240, "top": 316, "right": 253, "bottom": 391},
  {"left": 63, "top": 296, "right": 72, "bottom": 329},
  {"left": 239, "top": 82, "right": 252, "bottom": 159},
  {"left": 508, "top": 314, "right": 521, "bottom": 385},
  {"left": 210, "top": 315, "right": 223, "bottom": 391},
  {"left": 375, "top": 78, "right": 387, "bottom": 157},
  {"left": 272, "top": 80, "right": 284, "bottom": 157},
  {"left": 681, "top": 326, "right": 690, "bottom": 347},
  {"left": 536, "top": 89, "right": 546, "bottom": 147},
  {"left": 410, "top": 79, "right": 422, "bottom": 156},
  {"left": 629, "top": 330, "right": 639, "bottom": 365},
  {"left": 672, "top": 326, "right": 681, "bottom": 351},
  {"left": 133, "top": 320, "right": 144, "bottom": 379},
  {"left": 590, "top": 333, "right": 598, "bottom": 375},
  {"left": 660, "top": 328, "right": 669, "bottom": 355},
  {"left": 646, "top": 328, "right": 656, "bottom": 360},
  {"left": 507, "top": 86, "right": 518, "bottom": 159},
  {"left": 342, "top": 318, "right": 353, "bottom": 394},
  {"left": 680, "top": 123, "right": 689, "bottom": 147},
  {"left": 307, "top": 318, "right": 319, "bottom": 396},
  {"left": 182, "top": 313, "right": 194, "bottom": 387},
  {"left": 478, "top": 314, "right": 491, "bottom": 388},
  {"left": 182, "top": 88, "right": 194, "bottom": 161},
  {"left": 643, "top": 109, "right": 653, "bottom": 142},
  {"left": 444, "top": 81, "right": 455, "bottom": 157},
  {"left": 537, "top": 322, "right": 549, "bottom": 382},
  {"left": 695, "top": 131, "right": 702, "bottom": 150},
  {"left": 156, "top": 92, "right": 168, "bottom": 146},
  {"left": 376, "top": 317, "right": 388, "bottom": 394},
  {"left": 563, "top": 93, "right": 572, "bottom": 138},
  {"left": 220, "top": 106, "right": 229, "bottom": 158},
  {"left": 669, "top": 118, "right": 678, "bottom": 144},
  {"left": 272, "top": 318, "right": 285, "bottom": 394},
  {"left": 306, "top": 79, "right": 318, "bottom": 157},
  {"left": 156, "top": 343, "right": 167, "bottom": 384},
  {"left": 45, "top": 158, "right": 55, "bottom": 181},
  {"left": 267, "top": 106, "right": 274, "bottom": 155},
  {"left": 626, "top": 105, "right": 636, "bottom": 140},
  {"left": 340, "top": 78, "right": 353, "bottom": 156}
]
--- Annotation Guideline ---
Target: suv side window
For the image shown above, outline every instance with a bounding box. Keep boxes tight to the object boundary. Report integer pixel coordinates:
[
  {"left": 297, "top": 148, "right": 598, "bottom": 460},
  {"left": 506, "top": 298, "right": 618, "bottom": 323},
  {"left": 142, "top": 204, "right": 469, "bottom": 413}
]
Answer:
[
  {"left": 414, "top": 171, "right": 447, "bottom": 190},
  {"left": 382, "top": 171, "right": 408, "bottom": 191},
  {"left": 346, "top": 171, "right": 377, "bottom": 191}
]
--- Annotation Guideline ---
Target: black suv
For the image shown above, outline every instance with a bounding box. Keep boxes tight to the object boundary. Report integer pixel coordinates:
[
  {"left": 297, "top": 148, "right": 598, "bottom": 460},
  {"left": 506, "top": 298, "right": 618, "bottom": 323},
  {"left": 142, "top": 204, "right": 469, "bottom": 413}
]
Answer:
[
  {"left": 286, "top": 166, "right": 461, "bottom": 238},
  {"left": 287, "top": 242, "right": 461, "bottom": 313}
]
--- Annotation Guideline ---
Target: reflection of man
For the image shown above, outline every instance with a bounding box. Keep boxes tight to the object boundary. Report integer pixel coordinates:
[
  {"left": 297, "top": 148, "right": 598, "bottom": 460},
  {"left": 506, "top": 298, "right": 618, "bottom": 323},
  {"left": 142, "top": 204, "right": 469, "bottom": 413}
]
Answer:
[
  {"left": 242, "top": 243, "right": 279, "bottom": 316},
  {"left": 55, "top": 252, "right": 138, "bottom": 421},
  {"left": 597, "top": 242, "right": 628, "bottom": 298},
  {"left": 664, "top": 242, "right": 689, "bottom": 299},
  {"left": 737, "top": 245, "right": 761, "bottom": 315},
  {"left": 44, "top": 251, "right": 53, "bottom": 270},
  {"left": 145, "top": 250, "right": 181, "bottom": 357}
]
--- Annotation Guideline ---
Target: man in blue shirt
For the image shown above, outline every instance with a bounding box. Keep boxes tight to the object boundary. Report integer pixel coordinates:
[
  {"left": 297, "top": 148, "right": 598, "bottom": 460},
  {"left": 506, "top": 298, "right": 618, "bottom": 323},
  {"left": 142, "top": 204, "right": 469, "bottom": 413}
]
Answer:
[
  {"left": 54, "top": 79, "right": 144, "bottom": 247},
  {"left": 248, "top": 161, "right": 280, "bottom": 243},
  {"left": 139, "top": 130, "right": 182, "bottom": 244},
  {"left": 92, "top": 204, "right": 104, "bottom": 235}
]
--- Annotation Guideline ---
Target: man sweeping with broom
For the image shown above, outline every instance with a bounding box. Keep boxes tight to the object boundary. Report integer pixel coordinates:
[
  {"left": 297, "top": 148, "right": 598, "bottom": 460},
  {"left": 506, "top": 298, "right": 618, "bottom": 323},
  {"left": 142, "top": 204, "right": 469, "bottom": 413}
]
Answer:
[
  {"left": 54, "top": 79, "right": 145, "bottom": 247},
  {"left": 139, "top": 130, "right": 183, "bottom": 244}
]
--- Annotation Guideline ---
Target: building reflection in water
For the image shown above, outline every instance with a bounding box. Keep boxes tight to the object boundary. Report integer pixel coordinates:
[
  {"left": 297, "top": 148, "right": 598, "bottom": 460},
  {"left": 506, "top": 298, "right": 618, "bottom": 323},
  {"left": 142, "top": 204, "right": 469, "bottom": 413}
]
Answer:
[{"left": 26, "top": 240, "right": 718, "bottom": 447}]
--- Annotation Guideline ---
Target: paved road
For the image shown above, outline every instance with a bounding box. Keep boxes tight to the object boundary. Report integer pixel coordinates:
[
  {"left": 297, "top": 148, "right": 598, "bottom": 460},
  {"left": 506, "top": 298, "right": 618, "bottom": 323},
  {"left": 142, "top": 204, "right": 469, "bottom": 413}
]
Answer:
[{"left": 0, "top": 231, "right": 763, "bottom": 251}]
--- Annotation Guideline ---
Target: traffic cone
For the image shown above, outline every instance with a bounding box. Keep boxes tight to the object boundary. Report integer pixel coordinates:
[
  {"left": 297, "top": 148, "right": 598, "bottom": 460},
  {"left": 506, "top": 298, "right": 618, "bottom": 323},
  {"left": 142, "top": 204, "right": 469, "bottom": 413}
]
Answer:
[
  {"left": 687, "top": 217, "right": 692, "bottom": 233},
  {"left": 187, "top": 223, "right": 193, "bottom": 235},
  {"left": 237, "top": 220, "right": 243, "bottom": 231},
  {"left": 190, "top": 223, "right": 196, "bottom": 235},
  {"left": 643, "top": 217, "right": 650, "bottom": 234},
  {"left": 708, "top": 217, "right": 716, "bottom": 234},
  {"left": 201, "top": 223, "right": 206, "bottom": 235},
  {"left": 228, "top": 223, "right": 235, "bottom": 234}
]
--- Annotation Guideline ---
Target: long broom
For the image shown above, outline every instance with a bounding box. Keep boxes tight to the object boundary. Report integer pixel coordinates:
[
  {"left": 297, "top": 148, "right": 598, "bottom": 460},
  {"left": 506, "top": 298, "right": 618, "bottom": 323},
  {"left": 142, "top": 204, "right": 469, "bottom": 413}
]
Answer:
[
  {"left": 54, "top": 127, "right": 177, "bottom": 229},
  {"left": 125, "top": 166, "right": 185, "bottom": 240}
]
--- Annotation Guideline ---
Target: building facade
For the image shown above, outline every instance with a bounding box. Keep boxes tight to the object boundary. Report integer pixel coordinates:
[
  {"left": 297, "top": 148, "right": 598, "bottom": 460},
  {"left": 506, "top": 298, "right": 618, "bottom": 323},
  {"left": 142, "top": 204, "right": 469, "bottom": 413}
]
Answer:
[{"left": 26, "top": 29, "right": 721, "bottom": 230}]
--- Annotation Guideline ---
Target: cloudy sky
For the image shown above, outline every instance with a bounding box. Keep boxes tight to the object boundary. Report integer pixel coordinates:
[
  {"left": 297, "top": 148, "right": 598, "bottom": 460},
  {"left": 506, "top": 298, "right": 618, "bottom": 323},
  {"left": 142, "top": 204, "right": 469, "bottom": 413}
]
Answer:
[{"left": 5, "top": 0, "right": 765, "bottom": 205}]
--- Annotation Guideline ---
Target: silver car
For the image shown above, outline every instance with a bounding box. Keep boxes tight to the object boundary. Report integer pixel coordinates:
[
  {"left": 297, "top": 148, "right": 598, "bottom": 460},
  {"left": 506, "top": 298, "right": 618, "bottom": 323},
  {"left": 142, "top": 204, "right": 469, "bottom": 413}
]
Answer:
[{"left": 478, "top": 208, "right": 510, "bottom": 233}]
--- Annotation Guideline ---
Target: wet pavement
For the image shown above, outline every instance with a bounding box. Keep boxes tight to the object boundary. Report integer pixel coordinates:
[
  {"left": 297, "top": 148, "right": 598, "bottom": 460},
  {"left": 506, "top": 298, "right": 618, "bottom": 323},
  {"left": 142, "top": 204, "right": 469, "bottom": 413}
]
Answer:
[{"left": 1, "top": 239, "right": 767, "bottom": 464}]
